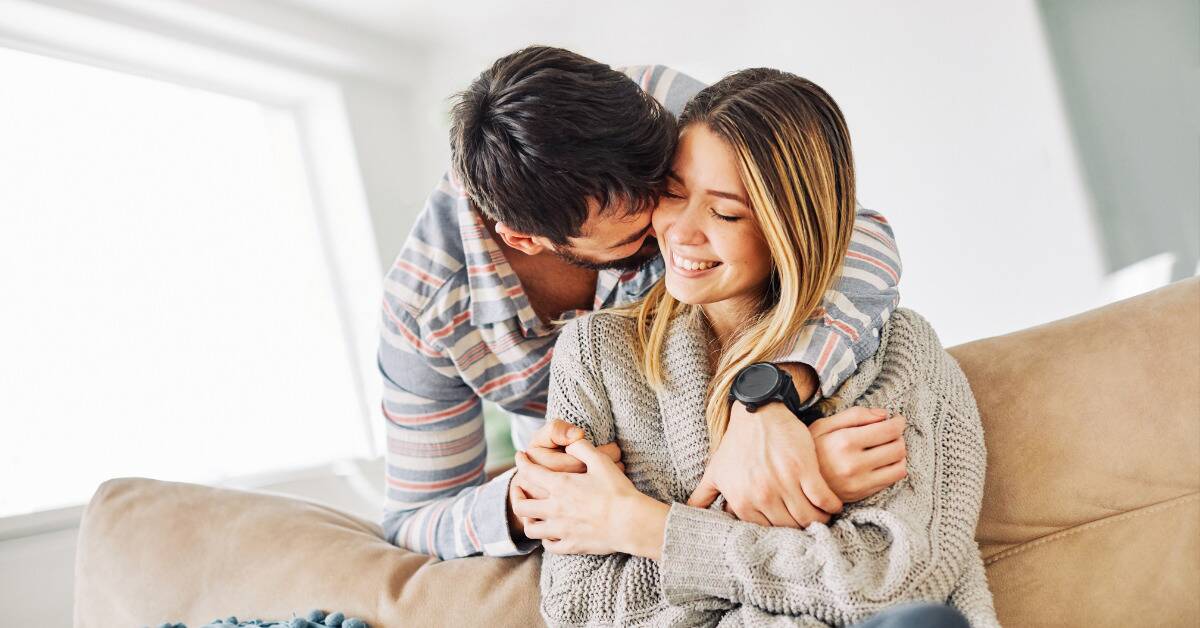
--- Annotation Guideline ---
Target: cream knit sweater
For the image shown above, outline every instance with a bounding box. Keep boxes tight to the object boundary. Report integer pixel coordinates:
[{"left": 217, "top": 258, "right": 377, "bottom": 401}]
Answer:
[{"left": 538, "top": 307, "right": 1000, "bottom": 627}]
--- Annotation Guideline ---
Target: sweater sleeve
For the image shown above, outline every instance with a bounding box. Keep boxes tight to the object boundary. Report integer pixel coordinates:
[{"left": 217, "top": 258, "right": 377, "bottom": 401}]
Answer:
[
  {"left": 539, "top": 316, "right": 728, "bottom": 627},
  {"left": 947, "top": 547, "right": 1002, "bottom": 628},
  {"left": 658, "top": 351, "right": 991, "bottom": 627}
]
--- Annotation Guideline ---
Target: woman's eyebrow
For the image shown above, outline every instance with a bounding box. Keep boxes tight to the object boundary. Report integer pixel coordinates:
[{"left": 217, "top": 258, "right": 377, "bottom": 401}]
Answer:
[
  {"left": 667, "top": 170, "right": 749, "bottom": 206},
  {"left": 707, "top": 189, "right": 750, "bottom": 206}
]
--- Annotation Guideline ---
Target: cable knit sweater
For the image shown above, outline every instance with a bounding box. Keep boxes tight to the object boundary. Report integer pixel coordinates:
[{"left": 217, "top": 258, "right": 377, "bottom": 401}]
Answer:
[{"left": 538, "top": 307, "right": 1000, "bottom": 627}]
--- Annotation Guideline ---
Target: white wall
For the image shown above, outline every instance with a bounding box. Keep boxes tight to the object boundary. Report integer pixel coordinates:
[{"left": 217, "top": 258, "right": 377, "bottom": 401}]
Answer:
[{"left": 323, "top": 0, "right": 1112, "bottom": 347}]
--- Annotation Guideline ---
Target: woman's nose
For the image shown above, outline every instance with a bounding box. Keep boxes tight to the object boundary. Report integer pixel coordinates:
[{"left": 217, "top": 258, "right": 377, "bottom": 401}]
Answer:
[{"left": 666, "top": 212, "right": 706, "bottom": 246}]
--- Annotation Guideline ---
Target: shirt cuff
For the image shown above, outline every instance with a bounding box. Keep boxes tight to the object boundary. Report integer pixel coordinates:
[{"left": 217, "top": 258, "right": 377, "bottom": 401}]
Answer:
[
  {"left": 773, "top": 321, "right": 858, "bottom": 409},
  {"left": 659, "top": 503, "right": 739, "bottom": 607},
  {"left": 470, "top": 467, "right": 540, "bottom": 557}
]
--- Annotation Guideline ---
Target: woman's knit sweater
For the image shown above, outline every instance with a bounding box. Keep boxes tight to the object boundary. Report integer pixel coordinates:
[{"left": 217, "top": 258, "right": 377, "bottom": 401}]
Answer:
[{"left": 538, "top": 307, "right": 1000, "bottom": 627}]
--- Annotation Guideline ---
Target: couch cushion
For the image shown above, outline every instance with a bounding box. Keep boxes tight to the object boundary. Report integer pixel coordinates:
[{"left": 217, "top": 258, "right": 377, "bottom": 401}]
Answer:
[
  {"left": 949, "top": 277, "right": 1200, "bottom": 625},
  {"left": 73, "top": 477, "right": 543, "bottom": 627}
]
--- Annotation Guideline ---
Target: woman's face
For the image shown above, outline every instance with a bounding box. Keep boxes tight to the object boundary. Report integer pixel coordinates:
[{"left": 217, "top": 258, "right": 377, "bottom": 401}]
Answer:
[{"left": 652, "top": 124, "right": 773, "bottom": 308}]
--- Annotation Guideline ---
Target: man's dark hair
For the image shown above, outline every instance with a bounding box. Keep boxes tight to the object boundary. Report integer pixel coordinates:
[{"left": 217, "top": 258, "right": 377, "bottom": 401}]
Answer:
[{"left": 450, "top": 46, "right": 677, "bottom": 245}]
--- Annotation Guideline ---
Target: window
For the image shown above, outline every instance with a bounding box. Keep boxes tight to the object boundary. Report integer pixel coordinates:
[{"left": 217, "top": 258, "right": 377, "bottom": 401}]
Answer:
[{"left": 0, "top": 47, "right": 373, "bottom": 518}]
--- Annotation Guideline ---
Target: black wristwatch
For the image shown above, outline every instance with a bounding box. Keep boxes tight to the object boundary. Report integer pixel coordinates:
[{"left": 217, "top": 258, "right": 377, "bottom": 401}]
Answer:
[{"left": 729, "top": 362, "right": 822, "bottom": 425}]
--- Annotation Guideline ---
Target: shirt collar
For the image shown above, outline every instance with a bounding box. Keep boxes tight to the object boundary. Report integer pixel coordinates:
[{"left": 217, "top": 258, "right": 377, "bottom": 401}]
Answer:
[{"left": 457, "top": 201, "right": 542, "bottom": 334}]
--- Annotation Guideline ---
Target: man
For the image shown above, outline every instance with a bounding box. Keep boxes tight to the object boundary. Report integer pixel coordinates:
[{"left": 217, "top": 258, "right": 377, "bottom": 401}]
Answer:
[{"left": 379, "top": 46, "right": 902, "bottom": 559}]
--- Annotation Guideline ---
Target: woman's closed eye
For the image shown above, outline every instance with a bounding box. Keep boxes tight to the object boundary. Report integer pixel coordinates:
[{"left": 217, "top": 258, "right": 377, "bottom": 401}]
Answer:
[{"left": 710, "top": 207, "right": 741, "bottom": 222}]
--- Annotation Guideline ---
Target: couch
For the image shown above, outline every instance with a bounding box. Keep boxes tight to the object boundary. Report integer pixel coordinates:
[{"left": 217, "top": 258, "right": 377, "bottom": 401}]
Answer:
[{"left": 74, "top": 278, "right": 1200, "bottom": 627}]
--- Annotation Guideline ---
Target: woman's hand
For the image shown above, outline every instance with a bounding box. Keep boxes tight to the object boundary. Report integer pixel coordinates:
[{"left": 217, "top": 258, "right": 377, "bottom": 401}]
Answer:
[
  {"left": 513, "top": 440, "right": 668, "bottom": 558},
  {"left": 809, "top": 407, "right": 908, "bottom": 503}
]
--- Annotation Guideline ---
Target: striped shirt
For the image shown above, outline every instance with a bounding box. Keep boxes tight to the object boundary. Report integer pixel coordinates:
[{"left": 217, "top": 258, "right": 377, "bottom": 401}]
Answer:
[{"left": 378, "top": 65, "right": 904, "bottom": 559}]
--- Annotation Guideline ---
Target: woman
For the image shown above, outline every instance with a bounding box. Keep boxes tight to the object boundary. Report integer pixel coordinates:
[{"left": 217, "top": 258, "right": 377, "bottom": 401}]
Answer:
[{"left": 513, "top": 69, "right": 999, "bottom": 627}]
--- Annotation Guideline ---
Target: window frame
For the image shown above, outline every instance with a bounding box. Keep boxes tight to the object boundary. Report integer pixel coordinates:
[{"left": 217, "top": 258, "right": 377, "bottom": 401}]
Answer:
[{"left": 0, "top": 0, "right": 386, "bottom": 531}]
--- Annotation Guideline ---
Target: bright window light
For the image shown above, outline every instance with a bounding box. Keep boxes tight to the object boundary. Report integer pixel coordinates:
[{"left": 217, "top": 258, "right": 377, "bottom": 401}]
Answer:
[{"left": 0, "top": 46, "right": 370, "bottom": 518}]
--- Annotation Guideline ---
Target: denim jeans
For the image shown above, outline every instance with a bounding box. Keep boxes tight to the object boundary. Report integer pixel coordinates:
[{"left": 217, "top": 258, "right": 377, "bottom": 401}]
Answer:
[{"left": 849, "top": 602, "right": 970, "bottom": 628}]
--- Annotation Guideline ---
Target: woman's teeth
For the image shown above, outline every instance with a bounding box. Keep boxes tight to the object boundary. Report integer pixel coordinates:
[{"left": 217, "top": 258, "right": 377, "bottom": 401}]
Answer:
[{"left": 673, "top": 252, "right": 720, "bottom": 271}]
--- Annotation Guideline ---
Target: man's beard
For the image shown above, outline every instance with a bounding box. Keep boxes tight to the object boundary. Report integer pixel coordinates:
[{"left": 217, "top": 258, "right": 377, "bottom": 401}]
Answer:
[{"left": 554, "top": 239, "right": 660, "bottom": 272}]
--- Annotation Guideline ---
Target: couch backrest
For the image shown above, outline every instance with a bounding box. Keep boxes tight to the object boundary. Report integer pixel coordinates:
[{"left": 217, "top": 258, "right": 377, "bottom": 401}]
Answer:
[{"left": 949, "top": 277, "right": 1199, "bottom": 626}]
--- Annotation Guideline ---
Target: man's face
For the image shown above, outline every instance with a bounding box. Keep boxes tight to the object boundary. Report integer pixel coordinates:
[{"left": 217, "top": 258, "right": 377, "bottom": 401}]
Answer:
[{"left": 551, "top": 200, "right": 660, "bottom": 272}]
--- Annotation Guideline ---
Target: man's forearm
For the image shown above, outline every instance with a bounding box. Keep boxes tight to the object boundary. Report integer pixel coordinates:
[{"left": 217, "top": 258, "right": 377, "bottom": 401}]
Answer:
[{"left": 777, "top": 362, "right": 819, "bottom": 407}]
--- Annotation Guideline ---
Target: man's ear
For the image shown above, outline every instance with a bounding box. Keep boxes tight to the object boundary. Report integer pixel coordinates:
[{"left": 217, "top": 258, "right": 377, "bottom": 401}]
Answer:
[{"left": 494, "top": 222, "right": 551, "bottom": 256}]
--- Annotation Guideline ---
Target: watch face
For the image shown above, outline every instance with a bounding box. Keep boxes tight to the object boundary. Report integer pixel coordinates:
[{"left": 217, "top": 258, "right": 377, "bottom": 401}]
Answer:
[{"left": 736, "top": 363, "right": 779, "bottom": 400}]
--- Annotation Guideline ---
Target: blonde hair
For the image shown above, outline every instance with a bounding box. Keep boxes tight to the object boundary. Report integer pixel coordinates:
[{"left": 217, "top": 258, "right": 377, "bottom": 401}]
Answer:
[{"left": 618, "top": 68, "right": 857, "bottom": 449}]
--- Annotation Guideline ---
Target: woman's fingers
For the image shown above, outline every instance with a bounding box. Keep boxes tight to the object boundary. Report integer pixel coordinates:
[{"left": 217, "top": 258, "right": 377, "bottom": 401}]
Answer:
[
  {"left": 565, "top": 440, "right": 617, "bottom": 472},
  {"left": 596, "top": 442, "right": 622, "bottom": 463},
  {"left": 514, "top": 451, "right": 564, "bottom": 493},
  {"left": 846, "top": 414, "right": 907, "bottom": 449},
  {"left": 522, "top": 440, "right": 620, "bottom": 474},
  {"left": 862, "top": 437, "right": 906, "bottom": 470},
  {"left": 524, "top": 446, "right": 586, "bottom": 473},
  {"left": 811, "top": 407, "right": 889, "bottom": 437},
  {"left": 868, "top": 457, "right": 908, "bottom": 486},
  {"left": 529, "top": 419, "right": 586, "bottom": 449}
]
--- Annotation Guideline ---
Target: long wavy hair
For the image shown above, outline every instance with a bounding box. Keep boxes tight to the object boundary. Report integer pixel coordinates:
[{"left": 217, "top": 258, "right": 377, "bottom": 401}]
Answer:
[{"left": 621, "top": 68, "right": 857, "bottom": 449}]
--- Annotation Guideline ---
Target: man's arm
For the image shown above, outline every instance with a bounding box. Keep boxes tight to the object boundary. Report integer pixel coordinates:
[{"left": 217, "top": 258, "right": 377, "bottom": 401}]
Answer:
[
  {"left": 617, "top": 65, "right": 707, "bottom": 117},
  {"left": 378, "top": 176, "right": 537, "bottom": 560},
  {"left": 776, "top": 205, "right": 903, "bottom": 403},
  {"left": 379, "top": 300, "right": 536, "bottom": 559}
]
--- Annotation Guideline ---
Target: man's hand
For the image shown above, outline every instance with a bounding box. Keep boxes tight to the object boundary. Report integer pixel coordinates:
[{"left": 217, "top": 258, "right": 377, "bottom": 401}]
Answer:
[
  {"left": 523, "top": 419, "right": 622, "bottom": 473},
  {"left": 809, "top": 407, "right": 908, "bottom": 502},
  {"left": 687, "top": 400, "right": 842, "bottom": 528},
  {"left": 514, "top": 441, "right": 663, "bottom": 557},
  {"left": 507, "top": 418, "right": 622, "bottom": 539}
]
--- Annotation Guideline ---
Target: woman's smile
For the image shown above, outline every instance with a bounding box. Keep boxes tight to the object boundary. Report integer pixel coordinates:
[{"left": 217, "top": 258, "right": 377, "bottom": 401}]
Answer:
[{"left": 668, "top": 248, "right": 723, "bottom": 276}]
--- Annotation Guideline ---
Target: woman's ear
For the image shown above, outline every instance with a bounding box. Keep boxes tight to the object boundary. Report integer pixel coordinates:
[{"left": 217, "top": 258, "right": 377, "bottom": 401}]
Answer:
[{"left": 494, "top": 221, "right": 550, "bottom": 256}]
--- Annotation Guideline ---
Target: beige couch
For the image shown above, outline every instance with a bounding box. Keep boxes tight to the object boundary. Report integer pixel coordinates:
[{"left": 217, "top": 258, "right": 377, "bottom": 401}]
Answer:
[{"left": 74, "top": 279, "right": 1200, "bottom": 627}]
